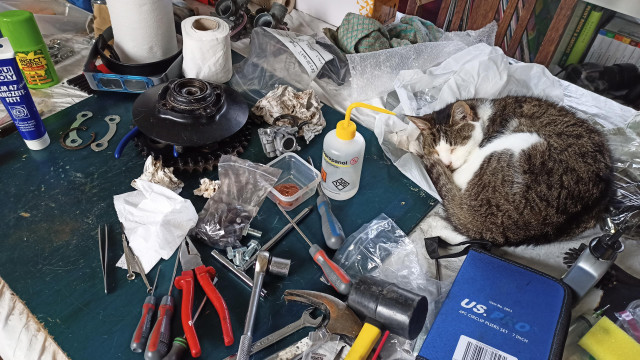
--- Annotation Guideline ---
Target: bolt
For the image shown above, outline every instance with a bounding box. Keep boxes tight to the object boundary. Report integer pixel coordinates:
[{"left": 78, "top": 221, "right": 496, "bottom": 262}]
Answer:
[
  {"left": 226, "top": 246, "right": 235, "bottom": 260},
  {"left": 246, "top": 228, "right": 263, "bottom": 238},
  {"left": 233, "top": 247, "right": 247, "bottom": 267},
  {"left": 243, "top": 240, "right": 260, "bottom": 261}
]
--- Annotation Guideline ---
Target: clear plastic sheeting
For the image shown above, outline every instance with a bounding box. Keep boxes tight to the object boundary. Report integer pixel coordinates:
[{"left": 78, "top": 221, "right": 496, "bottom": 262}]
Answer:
[
  {"left": 347, "top": 22, "right": 498, "bottom": 101},
  {"left": 333, "top": 214, "right": 450, "bottom": 359},
  {"left": 229, "top": 27, "right": 349, "bottom": 103}
]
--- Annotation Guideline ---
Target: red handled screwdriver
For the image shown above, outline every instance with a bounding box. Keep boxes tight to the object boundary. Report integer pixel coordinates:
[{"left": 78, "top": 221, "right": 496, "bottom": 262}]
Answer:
[
  {"left": 276, "top": 204, "right": 352, "bottom": 294},
  {"left": 145, "top": 254, "right": 181, "bottom": 360},
  {"left": 162, "top": 297, "right": 208, "bottom": 360},
  {"left": 131, "top": 266, "right": 161, "bottom": 352}
]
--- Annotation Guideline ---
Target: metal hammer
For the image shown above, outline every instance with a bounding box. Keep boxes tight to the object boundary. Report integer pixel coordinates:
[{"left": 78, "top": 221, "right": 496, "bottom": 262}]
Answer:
[
  {"left": 283, "top": 289, "right": 363, "bottom": 341},
  {"left": 237, "top": 251, "right": 290, "bottom": 360},
  {"left": 345, "top": 276, "right": 428, "bottom": 360}
]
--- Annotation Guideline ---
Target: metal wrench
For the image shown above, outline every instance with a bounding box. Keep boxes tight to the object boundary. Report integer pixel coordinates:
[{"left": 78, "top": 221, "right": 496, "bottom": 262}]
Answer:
[{"left": 226, "top": 308, "right": 324, "bottom": 359}]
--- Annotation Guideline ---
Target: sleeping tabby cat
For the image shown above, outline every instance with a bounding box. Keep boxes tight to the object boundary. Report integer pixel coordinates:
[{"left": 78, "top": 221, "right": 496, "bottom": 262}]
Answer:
[{"left": 408, "top": 96, "right": 613, "bottom": 246}]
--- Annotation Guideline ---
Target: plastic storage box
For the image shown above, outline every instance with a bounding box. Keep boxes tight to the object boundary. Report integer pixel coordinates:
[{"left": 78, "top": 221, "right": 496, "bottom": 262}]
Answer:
[{"left": 267, "top": 152, "right": 321, "bottom": 211}]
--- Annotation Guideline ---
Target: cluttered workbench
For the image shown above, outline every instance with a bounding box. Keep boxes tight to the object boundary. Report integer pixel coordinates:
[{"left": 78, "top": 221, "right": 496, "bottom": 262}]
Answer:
[
  {"left": 3, "top": 1, "right": 640, "bottom": 360},
  {"left": 0, "top": 88, "right": 436, "bottom": 359}
]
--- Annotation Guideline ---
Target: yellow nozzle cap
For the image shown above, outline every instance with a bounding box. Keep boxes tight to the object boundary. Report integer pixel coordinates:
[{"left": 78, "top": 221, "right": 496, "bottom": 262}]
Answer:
[
  {"left": 336, "top": 119, "right": 357, "bottom": 140},
  {"left": 337, "top": 102, "right": 396, "bottom": 140}
]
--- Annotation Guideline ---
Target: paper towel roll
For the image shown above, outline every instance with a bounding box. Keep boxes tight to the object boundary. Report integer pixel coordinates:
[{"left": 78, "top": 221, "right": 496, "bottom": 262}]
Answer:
[
  {"left": 107, "top": 0, "right": 179, "bottom": 64},
  {"left": 181, "top": 16, "right": 233, "bottom": 83}
]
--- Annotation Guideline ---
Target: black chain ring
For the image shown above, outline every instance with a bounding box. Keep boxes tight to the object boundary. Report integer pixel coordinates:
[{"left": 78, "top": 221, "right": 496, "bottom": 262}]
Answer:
[{"left": 133, "top": 124, "right": 253, "bottom": 173}]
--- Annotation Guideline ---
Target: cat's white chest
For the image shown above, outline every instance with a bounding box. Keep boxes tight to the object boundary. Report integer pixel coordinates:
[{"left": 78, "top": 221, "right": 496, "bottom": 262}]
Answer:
[{"left": 452, "top": 132, "right": 543, "bottom": 190}]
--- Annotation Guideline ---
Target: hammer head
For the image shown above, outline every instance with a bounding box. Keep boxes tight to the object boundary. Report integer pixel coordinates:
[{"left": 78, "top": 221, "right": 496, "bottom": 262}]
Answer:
[
  {"left": 347, "top": 276, "right": 428, "bottom": 340},
  {"left": 283, "top": 289, "right": 363, "bottom": 341}
]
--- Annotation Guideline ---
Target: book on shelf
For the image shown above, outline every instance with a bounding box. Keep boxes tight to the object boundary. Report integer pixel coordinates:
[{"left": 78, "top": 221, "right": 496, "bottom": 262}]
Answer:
[
  {"left": 583, "top": 14, "right": 640, "bottom": 67},
  {"left": 559, "top": 3, "right": 593, "bottom": 67},
  {"left": 565, "top": 6, "right": 603, "bottom": 65}
]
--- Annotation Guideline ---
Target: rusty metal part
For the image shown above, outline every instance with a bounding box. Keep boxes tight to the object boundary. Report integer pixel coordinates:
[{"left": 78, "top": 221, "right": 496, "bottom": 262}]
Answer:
[
  {"left": 60, "top": 126, "right": 96, "bottom": 150},
  {"left": 283, "top": 289, "right": 363, "bottom": 341}
]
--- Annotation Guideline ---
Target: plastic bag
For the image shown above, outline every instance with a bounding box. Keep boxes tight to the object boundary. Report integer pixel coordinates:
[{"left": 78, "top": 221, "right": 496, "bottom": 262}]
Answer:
[
  {"left": 229, "top": 27, "right": 349, "bottom": 103},
  {"left": 191, "top": 155, "right": 281, "bottom": 249},
  {"left": 615, "top": 299, "right": 640, "bottom": 342},
  {"left": 302, "top": 328, "right": 346, "bottom": 360},
  {"left": 333, "top": 214, "right": 450, "bottom": 359}
]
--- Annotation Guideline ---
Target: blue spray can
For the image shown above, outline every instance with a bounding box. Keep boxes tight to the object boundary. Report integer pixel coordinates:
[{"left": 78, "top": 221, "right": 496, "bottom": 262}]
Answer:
[{"left": 0, "top": 37, "right": 49, "bottom": 150}]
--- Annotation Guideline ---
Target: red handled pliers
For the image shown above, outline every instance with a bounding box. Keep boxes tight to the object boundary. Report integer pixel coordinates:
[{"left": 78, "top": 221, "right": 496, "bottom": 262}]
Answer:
[{"left": 175, "top": 237, "right": 234, "bottom": 357}]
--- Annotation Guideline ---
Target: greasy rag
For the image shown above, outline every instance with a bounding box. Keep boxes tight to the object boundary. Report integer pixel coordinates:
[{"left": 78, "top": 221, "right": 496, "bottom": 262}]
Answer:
[
  {"left": 252, "top": 85, "right": 326, "bottom": 143},
  {"left": 332, "top": 13, "right": 443, "bottom": 54}
]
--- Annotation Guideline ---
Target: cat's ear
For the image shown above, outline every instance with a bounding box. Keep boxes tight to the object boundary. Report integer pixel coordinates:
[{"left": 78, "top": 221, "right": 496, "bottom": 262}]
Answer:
[
  {"left": 451, "top": 101, "right": 473, "bottom": 123},
  {"left": 407, "top": 115, "right": 432, "bottom": 131}
]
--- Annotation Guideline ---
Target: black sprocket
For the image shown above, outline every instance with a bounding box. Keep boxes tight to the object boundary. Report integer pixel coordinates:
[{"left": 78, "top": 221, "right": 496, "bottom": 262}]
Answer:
[{"left": 133, "top": 124, "right": 252, "bottom": 172}]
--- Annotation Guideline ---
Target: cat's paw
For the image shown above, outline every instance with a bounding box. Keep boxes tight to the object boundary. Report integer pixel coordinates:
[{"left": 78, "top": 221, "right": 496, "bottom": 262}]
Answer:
[{"left": 419, "top": 214, "right": 469, "bottom": 245}]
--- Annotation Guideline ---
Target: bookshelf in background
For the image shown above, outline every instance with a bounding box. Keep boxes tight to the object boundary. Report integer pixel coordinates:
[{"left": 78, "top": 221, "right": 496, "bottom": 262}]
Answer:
[
  {"left": 550, "top": 1, "right": 640, "bottom": 73},
  {"left": 550, "top": 1, "right": 640, "bottom": 109},
  {"left": 495, "top": 0, "right": 561, "bottom": 63}
]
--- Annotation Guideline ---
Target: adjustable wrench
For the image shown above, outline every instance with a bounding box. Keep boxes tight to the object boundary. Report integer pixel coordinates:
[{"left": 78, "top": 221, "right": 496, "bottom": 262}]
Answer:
[{"left": 225, "top": 308, "right": 324, "bottom": 359}]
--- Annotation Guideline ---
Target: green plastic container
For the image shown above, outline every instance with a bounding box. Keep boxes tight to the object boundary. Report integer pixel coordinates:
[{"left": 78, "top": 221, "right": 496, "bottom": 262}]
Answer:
[{"left": 0, "top": 10, "right": 59, "bottom": 88}]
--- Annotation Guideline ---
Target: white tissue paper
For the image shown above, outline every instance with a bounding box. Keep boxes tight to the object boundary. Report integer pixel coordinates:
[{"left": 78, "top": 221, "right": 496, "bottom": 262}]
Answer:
[
  {"left": 374, "top": 43, "right": 566, "bottom": 200},
  {"left": 107, "top": 0, "right": 179, "bottom": 64},
  {"left": 114, "top": 180, "right": 198, "bottom": 273},
  {"left": 181, "top": 16, "right": 233, "bottom": 83}
]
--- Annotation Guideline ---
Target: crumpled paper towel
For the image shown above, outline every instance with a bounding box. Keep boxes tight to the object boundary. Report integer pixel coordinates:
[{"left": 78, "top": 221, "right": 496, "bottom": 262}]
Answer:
[
  {"left": 193, "top": 178, "right": 221, "bottom": 198},
  {"left": 132, "top": 156, "right": 184, "bottom": 193},
  {"left": 114, "top": 180, "right": 198, "bottom": 273},
  {"left": 252, "top": 85, "right": 326, "bottom": 143}
]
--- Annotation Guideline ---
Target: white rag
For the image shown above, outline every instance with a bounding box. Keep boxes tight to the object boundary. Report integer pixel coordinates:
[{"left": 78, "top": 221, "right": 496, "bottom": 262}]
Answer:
[{"left": 113, "top": 180, "right": 198, "bottom": 273}]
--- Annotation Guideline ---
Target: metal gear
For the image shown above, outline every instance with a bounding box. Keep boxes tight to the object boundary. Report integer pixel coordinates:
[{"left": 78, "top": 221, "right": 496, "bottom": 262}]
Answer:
[{"left": 133, "top": 124, "right": 253, "bottom": 173}]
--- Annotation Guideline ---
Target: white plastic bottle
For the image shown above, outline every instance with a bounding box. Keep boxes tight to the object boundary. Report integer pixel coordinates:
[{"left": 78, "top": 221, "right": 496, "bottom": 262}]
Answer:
[{"left": 321, "top": 103, "right": 395, "bottom": 200}]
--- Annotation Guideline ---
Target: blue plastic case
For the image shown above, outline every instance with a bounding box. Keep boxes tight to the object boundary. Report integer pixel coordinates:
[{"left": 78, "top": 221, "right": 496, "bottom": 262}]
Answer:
[{"left": 418, "top": 249, "right": 571, "bottom": 360}]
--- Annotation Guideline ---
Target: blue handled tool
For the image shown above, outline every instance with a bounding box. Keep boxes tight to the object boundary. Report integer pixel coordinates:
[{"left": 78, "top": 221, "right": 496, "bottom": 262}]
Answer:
[{"left": 308, "top": 157, "right": 345, "bottom": 250}]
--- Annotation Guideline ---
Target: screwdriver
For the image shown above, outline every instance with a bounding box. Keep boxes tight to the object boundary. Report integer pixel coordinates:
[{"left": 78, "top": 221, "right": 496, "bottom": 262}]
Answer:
[
  {"left": 162, "top": 297, "right": 208, "bottom": 360},
  {"left": 276, "top": 204, "right": 352, "bottom": 295},
  {"left": 308, "top": 157, "right": 345, "bottom": 250},
  {"left": 145, "top": 254, "right": 180, "bottom": 360},
  {"left": 131, "top": 266, "right": 162, "bottom": 352}
]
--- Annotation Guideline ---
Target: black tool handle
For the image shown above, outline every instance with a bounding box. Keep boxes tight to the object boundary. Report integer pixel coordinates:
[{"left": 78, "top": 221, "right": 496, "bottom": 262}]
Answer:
[{"left": 162, "top": 337, "right": 189, "bottom": 360}]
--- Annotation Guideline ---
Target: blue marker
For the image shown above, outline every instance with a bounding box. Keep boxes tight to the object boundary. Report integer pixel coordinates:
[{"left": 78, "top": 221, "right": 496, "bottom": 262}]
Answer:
[{"left": 0, "top": 37, "right": 49, "bottom": 150}]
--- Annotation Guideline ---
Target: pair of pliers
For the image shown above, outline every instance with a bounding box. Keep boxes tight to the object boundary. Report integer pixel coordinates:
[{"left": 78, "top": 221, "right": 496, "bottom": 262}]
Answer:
[{"left": 175, "top": 237, "right": 234, "bottom": 357}]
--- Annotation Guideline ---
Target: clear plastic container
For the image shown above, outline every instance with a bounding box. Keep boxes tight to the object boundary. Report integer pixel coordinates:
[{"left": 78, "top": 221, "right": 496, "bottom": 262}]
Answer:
[{"left": 267, "top": 152, "right": 321, "bottom": 211}]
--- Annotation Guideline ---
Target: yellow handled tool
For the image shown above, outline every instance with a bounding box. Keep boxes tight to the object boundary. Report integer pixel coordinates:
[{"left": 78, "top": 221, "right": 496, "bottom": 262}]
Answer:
[{"left": 344, "top": 323, "right": 382, "bottom": 360}]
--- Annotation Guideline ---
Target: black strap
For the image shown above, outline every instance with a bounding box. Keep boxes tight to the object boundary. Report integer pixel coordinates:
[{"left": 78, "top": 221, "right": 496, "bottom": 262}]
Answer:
[
  {"left": 424, "top": 236, "right": 493, "bottom": 260},
  {"left": 96, "top": 27, "right": 181, "bottom": 77}
]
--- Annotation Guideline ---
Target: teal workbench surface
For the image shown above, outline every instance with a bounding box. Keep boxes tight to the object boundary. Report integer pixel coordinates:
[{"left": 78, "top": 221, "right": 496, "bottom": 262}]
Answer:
[{"left": 0, "top": 91, "right": 436, "bottom": 359}]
